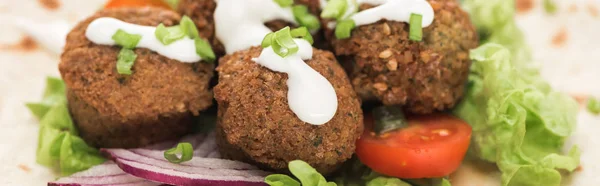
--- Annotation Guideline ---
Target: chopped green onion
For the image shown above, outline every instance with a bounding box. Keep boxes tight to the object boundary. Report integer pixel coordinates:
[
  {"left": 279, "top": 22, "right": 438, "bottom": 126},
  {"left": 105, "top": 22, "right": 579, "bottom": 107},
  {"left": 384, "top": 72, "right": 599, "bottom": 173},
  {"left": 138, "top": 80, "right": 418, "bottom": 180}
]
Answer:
[
  {"left": 409, "top": 13, "right": 423, "bottom": 41},
  {"left": 273, "top": 0, "right": 293, "bottom": 7},
  {"left": 372, "top": 106, "right": 408, "bottom": 135},
  {"left": 292, "top": 5, "right": 321, "bottom": 31},
  {"left": 155, "top": 23, "right": 186, "bottom": 45},
  {"left": 194, "top": 38, "right": 215, "bottom": 63},
  {"left": 291, "top": 27, "right": 314, "bottom": 45},
  {"left": 271, "top": 27, "right": 299, "bottom": 57},
  {"left": 116, "top": 48, "right": 137, "bottom": 75},
  {"left": 164, "top": 142, "right": 193, "bottom": 164},
  {"left": 544, "top": 0, "right": 558, "bottom": 14},
  {"left": 180, "top": 16, "right": 201, "bottom": 39},
  {"left": 261, "top": 32, "right": 275, "bottom": 48},
  {"left": 112, "top": 29, "right": 142, "bottom": 49},
  {"left": 335, "top": 19, "right": 355, "bottom": 39},
  {"left": 587, "top": 98, "right": 600, "bottom": 115},
  {"left": 321, "top": 0, "right": 347, "bottom": 19}
]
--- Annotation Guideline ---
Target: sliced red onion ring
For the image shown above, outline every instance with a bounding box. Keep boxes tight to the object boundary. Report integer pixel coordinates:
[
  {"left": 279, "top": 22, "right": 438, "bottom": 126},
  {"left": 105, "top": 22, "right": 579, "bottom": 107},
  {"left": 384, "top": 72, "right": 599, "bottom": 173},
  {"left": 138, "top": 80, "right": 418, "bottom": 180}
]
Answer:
[
  {"left": 101, "top": 132, "right": 270, "bottom": 186},
  {"left": 48, "top": 162, "right": 160, "bottom": 186}
]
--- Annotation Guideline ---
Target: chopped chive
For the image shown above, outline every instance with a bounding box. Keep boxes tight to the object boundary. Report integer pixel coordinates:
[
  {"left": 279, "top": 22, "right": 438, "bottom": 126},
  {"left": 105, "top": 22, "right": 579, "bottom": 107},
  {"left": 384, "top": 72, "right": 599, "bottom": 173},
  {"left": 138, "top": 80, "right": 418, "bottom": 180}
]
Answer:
[
  {"left": 588, "top": 98, "right": 600, "bottom": 115},
  {"left": 194, "top": 38, "right": 215, "bottom": 63},
  {"left": 321, "top": 0, "right": 347, "bottom": 20},
  {"left": 164, "top": 142, "right": 193, "bottom": 164},
  {"left": 543, "top": 0, "right": 558, "bottom": 14},
  {"left": 261, "top": 32, "right": 275, "bottom": 48},
  {"left": 155, "top": 23, "right": 186, "bottom": 45},
  {"left": 273, "top": 0, "right": 293, "bottom": 7},
  {"left": 372, "top": 106, "right": 408, "bottom": 135},
  {"left": 292, "top": 5, "right": 321, "bottom": 31},
  {"left": 335, "top": 19, "right": 355, "bottom": 39},
  {"left": 116, "top": 48, "right": 137, "bottom": 75},
  {"left": 271, "top": 27, "right": 299, "bottom": 57},
  {"left": 112, "top": 29, "right": 142, "bottom": 49},
  {"left": 409, "top": 13, "right": 423, "bottom": 41},
  {"left": 291, "top": 27, "right": 314, "bottom": 45},
  {"left": 180, "top": 16, "right": 200, "bottom": 39}
]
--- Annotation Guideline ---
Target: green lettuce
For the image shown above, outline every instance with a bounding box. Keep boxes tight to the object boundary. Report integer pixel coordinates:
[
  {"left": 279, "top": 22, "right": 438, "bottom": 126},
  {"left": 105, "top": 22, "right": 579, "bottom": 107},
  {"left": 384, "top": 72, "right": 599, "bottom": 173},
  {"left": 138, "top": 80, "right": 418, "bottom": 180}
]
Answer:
[
  {"left": 461, "top": 0, "right": 533, "bottom": 67},
  {"left": 454, "top": 44, "right": 580, "bottom": 186},
  {"left": 27, "top": 77, "right": 105, "bottom": 176},
  {"left": 265, "top": 160, "right": 337, "bottom": 186}
]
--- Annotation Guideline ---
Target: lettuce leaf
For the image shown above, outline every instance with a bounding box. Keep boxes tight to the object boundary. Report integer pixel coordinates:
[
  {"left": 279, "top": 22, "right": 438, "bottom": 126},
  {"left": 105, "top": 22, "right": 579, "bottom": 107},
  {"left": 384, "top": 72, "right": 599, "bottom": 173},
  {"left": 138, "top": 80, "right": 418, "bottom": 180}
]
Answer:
[
  {"left": 27, "top": 77, "right": 105, "bottom": 176},
  {"left": 265, "top": 160, "right": 337, "bottom": 186},
  {"left": 461, "top": 0, "right": 533, "bottom": 66},
  {"left": 454, "top": 44, "right": 580, "bottom": 186}
]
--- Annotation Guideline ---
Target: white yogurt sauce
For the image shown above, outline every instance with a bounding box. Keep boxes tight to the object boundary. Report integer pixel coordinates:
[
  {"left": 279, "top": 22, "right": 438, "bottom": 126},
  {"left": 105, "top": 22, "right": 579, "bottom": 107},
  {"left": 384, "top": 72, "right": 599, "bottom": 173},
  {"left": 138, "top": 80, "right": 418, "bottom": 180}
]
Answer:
[
  {"left": 85, "top": 17, "right": 201, "bottom": 63},
  {"left": 321, "top": 0, "right": 434, "bottom": 28},
  {"left": 13, "top": 17, "right": 71, "bottom": 54},
  {"left": 214, "top": 0, "right": 297, "bottom": 54},
  {"left": 253, "top": 39, "right": 338, "bottom": 125}
]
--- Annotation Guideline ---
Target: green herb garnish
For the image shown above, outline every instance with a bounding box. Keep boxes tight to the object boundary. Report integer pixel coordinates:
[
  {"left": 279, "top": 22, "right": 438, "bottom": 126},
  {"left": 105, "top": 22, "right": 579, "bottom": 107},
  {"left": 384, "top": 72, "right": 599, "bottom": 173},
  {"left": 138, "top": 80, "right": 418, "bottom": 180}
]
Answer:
[
  {"left": 155, "top": 23, "right": 186, "bottom": 45},
  {"left": 116, "top": 48, "right": 137, "bottom": 75},
  {"left": 194, "top": 38, "right": 215, "bottom": 62},
  {"left": 587, "top": 98, "right": 600, "bottom": 115},
  {"left": 321, "top": 0, "right": 348, "bottom": 20},
  {"left": 261, "top": 27, "right": 300, "bottom": 57},
  {"left": 273, "top": 0, "right": 293, "bottom": 7},
  {"left": 164, "top": 142, "right": 194, "bottom": 163},
  {"left": 372, "top": 106, "right": 408, "bottom": 135},
  {"left": 262, "top": 32, "right": 275, "bottom": 48},
  {"left": 290, "top": 27, "right": 314, "bottom": 45},
  {"left": 292, "top": 5, "right": 321, "bottom": 31},
  {"left": 409, "top": 13, "right": 423, "bottom": 41},
  {"left": 335, "top": 19, "right": 356, "bottom": 39},
  {"left": 112, "top": 29, "right": 142, "bottom": 49},
  {"left": 180, "top": 16, "right": 201, "bottom": 39}
]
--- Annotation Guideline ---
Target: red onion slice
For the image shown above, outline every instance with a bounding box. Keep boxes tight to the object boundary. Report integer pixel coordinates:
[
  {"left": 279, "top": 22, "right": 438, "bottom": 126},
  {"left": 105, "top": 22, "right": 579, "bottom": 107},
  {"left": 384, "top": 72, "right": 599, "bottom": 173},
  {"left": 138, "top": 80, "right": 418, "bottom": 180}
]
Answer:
[
  {"left": 48, "top": 162, "right": 160, "bottom": 186},
  {"left": 101, "top": 132, "right": 270, "bottom": 186}
]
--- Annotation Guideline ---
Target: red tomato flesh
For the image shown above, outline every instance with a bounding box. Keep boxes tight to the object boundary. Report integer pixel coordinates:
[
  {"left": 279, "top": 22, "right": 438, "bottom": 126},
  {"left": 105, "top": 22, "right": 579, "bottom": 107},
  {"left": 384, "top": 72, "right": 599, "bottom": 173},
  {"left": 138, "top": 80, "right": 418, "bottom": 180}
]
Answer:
[{"left": 356, "top": 113, "right": 472, "bottom": 179}]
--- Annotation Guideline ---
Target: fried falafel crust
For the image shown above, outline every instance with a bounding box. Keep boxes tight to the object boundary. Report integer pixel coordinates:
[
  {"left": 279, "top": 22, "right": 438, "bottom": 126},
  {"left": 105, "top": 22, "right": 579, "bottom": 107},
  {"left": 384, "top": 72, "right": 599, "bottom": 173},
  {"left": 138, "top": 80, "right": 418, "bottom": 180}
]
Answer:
[
  {"left": 59, "top": 8, "right": 214, "bottom": 148},
  {"left": 214, "top": 47, "right": 363, "bottom": 174},
  {"left": 178, "top": 0, "right": 322, "bottom": 55},
  {"left": 326, "top": 1, "right": 479, "bottom": 113}
]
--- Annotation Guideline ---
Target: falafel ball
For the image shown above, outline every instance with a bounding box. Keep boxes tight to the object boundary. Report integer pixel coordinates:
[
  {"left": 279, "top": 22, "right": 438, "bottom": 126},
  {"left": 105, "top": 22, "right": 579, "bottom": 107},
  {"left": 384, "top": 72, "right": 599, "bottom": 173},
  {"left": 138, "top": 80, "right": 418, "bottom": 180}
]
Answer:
[
  {"left": 177, "top": 0, "right": 322, "bottom": 55},
  {"left": 59, "top": 7, "right": 214, "bottom": 148},
  {"left": 325, "top": 0, "right": 479, "bottom": 114},
  {"left": 213, "top": 46, "right": 363, "bottom": 174}
]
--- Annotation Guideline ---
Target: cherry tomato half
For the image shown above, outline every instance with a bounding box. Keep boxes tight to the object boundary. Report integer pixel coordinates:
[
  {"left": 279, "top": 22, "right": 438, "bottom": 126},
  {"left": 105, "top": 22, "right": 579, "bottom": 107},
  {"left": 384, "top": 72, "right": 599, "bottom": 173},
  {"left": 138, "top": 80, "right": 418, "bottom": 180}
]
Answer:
[
  {"left": 356, "top": 113, "right": 472, "bottom": 179},
  {"left": 104, "top": 0, "right": 171, "bottom": 9}
]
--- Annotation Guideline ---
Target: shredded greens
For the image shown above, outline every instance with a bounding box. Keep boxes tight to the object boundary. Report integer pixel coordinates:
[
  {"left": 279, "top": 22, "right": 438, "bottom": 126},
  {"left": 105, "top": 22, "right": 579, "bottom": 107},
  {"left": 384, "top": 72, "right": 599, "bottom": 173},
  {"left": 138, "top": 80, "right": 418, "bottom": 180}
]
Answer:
[
  {"left": 26, "top": 77, "right": 105, "bottom": 176},
  {"left": 332, "top": 157, "right": 414, "bottom": 186},
  {"left": 454, "top": 44, "right": 580, "bottom": 186},
  {"left": 265, "top": 160, "right": 336, "bottom": 186},
  {"left": 455, "top": 1, "right": 580, "bottom": 186}
]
